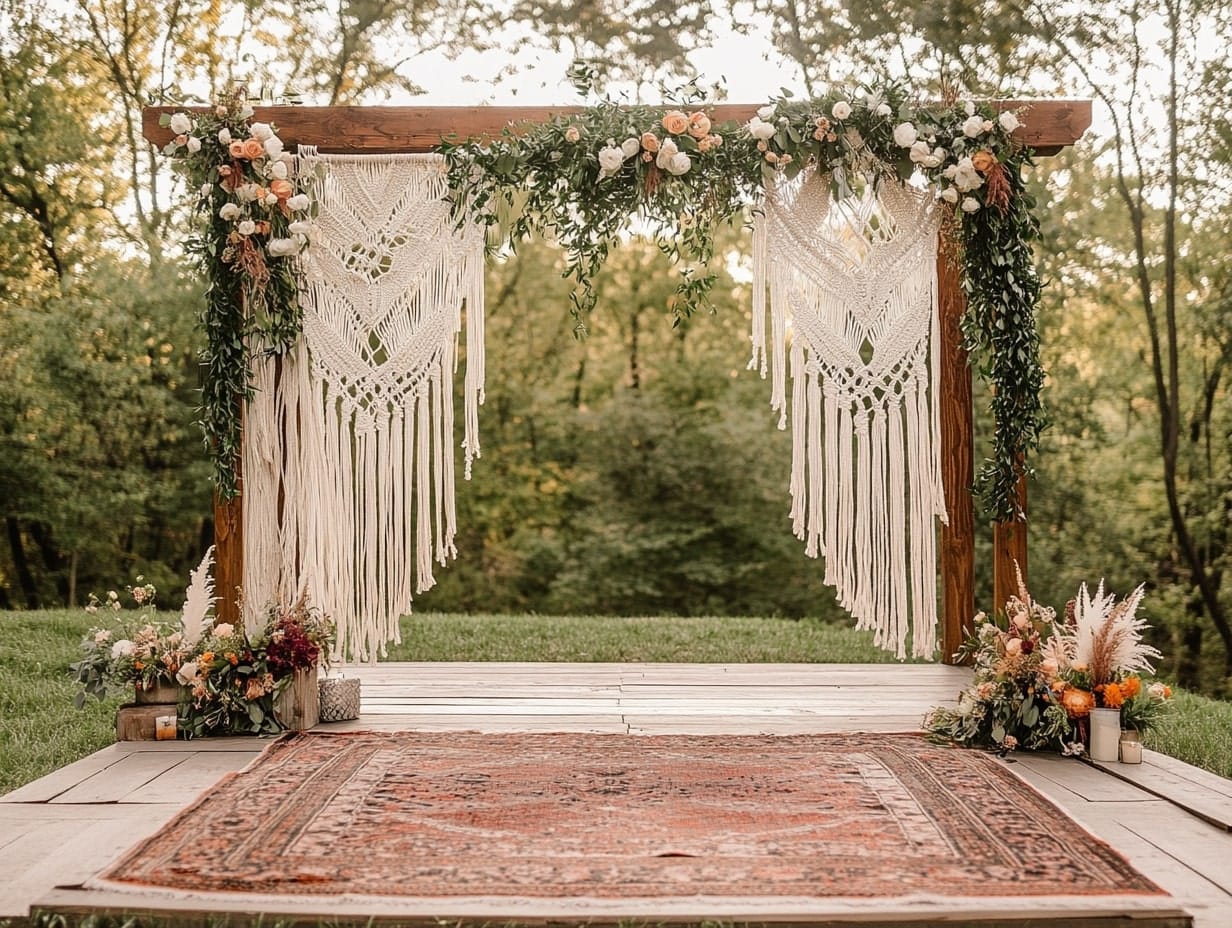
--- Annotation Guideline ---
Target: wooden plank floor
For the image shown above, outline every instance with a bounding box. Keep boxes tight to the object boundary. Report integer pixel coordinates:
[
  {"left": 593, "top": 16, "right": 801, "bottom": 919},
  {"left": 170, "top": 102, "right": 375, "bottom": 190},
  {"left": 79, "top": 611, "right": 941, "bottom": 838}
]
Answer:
[{"left": 2, "top": 662, "right": 1227, "bottom": 926}]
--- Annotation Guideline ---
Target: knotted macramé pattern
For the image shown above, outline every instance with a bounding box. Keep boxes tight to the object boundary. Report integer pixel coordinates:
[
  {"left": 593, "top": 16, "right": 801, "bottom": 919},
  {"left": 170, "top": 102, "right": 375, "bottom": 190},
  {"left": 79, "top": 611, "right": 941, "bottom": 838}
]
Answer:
[
  {"left": 752, "top": 170, "right": 948, "bottom": 659},
  {"left": 244, "top": 152, "right": 484, "bottom": 662}
]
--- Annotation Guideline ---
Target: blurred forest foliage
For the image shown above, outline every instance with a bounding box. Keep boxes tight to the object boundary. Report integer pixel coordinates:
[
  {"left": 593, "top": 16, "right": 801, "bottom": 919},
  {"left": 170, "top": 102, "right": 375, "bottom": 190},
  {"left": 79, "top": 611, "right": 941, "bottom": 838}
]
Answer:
[{"left": 0, "top": 0, "right": 1228, "bottom": 692}]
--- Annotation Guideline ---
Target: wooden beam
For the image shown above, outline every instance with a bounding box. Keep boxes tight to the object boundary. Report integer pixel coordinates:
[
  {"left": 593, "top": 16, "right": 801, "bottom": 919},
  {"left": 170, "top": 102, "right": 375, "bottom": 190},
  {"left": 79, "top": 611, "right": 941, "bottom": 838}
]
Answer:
[
  {"left": 937, "top": 230, "right": 975, "bottom": 664},
  {"left": 142, "top": 99, "right": 1092, "bottom": 154},
  {"left": 993, "top": 474, "right": 1030, "bottom": 610},
  {"left": 212, "top": 489, "right": 243, "bottom": 626}
]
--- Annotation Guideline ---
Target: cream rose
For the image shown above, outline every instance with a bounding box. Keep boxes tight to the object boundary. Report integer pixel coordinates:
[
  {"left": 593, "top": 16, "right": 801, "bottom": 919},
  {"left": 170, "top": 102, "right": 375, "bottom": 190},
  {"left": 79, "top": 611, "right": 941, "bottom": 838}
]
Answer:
[
  {"left": 747, "top": 116, "right": 776, "bottom": 141},
  {"left": 237, "top": 219, "right": 257, "bottom": 235},
  {"left": 267, "top": 237, "right": 300, "bottom": 257},
  {"left": 620, "top": 137, "right": 640, "bottom": 159},
  {"left": 186, "top": 136, "right": 202, "bottom": 153},
  {"left": 270, "top": 160, "right": 289, "bottom": 180},
  {"left": 998, "top": 110, "right": 1020, "bottom": 133},
  {"left": 168, "top": 112, "right": 193, "bottom": 135},
  {"left": 286, "top": 193, "right": 310, "bottom": 211},
  {"left": 564, "top": 125, "right": 581, "bottom": 143},
  {"left": 264, "top": 136, "right": 284, "bottom": 157},
  {"left": 665, "top": 152, "right": 691, "bottom": 176},
  {"left": 218, "top": 202, "right": 241, "bottom": 221},
  {"left": 892, "top": 122, "right": 918, "bottom": 147},
  {"left": 218, "top": 127, "right": 232, "bottom": 145},
  {"left": 597, "top": 144, "right": 624, "bottom": 176},
  {"left": 830, "top": 100, "right": 852, "bottom": 121},
  {"left": 962, "top": 114, "right": 986, "bottom": 138},
  {"left": 961, "top": 196, "right": 981, "bottom": 213},
  {"left": 248, "top": 121, "right": 274, "bottom": 141}
]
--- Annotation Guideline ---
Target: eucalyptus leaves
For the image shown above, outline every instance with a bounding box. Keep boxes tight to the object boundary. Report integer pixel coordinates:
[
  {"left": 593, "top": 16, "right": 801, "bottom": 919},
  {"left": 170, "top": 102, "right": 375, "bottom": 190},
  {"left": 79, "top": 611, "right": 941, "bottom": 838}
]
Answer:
[{"left": 441, "top": 77, "right": 1045, "bottom": 520}]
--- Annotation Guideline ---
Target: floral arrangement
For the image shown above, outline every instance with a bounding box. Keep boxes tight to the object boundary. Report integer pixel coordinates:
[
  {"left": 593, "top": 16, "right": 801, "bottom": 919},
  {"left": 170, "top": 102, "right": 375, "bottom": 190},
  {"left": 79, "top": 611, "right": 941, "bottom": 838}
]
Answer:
[
  {"left": 441, "top": 71, "right": 1042, "bottom": 519},
  {"left": 71, "top": 580, "right": 193, "bottom": 707},
  {"left": 160, "top": 86, "right": 316, "bottom": 497},
  {"left": 924, "top": 573, "right": 1173, "bottom": 754},
  {"left": 72, "top": 551, "right": 335, "bottom": 737},
  {"left": 175, "top": 598, "right": 334, "bottom": 738}
]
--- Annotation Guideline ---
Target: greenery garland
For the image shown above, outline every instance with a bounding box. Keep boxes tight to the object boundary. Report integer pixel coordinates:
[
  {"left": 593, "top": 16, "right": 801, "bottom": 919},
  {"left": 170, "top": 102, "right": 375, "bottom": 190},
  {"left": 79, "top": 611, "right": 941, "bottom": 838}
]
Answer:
[
  {"left": 161, "top": 87, "right": 313, "bottom": 498},
  {"left": 166, "top": 77, "right": 1045, "bottom": 520},
  {"left": 441, "top": 75, "right": 1045, "bottom": 520}
]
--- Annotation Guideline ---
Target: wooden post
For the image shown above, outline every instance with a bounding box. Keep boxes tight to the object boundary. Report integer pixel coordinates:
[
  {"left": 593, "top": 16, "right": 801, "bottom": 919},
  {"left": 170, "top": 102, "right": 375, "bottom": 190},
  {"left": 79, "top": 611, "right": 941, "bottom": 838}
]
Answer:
[
  {"left": 212, "top": 487, "right": 243, "bottom": 626},
  {"left": 937, "top": 228, "right": 975, "bottom": 664},
  {"left": 992, "top": 474, "right": 1029, "bottom": 610}
]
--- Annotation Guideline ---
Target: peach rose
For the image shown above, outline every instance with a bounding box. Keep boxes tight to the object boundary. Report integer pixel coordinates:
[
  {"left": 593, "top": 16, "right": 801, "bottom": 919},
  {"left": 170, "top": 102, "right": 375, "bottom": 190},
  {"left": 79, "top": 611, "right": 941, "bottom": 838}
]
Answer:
[
  {"left": 229, "top": 140, "right": 246, "bottom": 159},
  {"left": 242, "top": 138, "right": 265, "bottom": 160},
  {"left": 270, "top": 179, "right": 294, "bottom": 200},
  {"left": 971, "top": 150, "right": 997, "bottom": 173},
  {"left": 687, "top": 112, "right": 711, "bottom": 139},
  {"left": 661, "top": 110, "right": 688, "bottom": 135},
  {"left": 640, "top": 132, "right": 660, "bottom": 153}
]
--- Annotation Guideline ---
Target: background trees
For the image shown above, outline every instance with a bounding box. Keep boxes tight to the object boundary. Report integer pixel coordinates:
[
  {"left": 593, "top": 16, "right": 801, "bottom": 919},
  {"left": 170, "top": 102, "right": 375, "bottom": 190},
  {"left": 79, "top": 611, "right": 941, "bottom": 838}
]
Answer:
[{"left": 0, "top": 0, "right": 1227, "bottom": 692}]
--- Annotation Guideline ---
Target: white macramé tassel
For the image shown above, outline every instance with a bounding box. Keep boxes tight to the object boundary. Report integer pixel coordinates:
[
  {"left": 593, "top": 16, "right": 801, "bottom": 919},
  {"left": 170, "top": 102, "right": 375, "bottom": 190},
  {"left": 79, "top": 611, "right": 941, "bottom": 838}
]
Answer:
[{"left": 241, "top": 354, "right": 280, "bottom": 634}]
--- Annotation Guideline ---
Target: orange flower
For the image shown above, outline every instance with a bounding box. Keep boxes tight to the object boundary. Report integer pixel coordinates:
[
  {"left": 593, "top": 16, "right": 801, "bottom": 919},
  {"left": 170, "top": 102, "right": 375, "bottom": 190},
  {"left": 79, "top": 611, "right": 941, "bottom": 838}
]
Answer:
[
  {"left": 242, "top": 138, "right": 265, "bottom": 160},
  {"left": 1101, "top": 682, "right": 1125, "bottom": 708},
  {"left": 661, "top": 110, "right": 688, "bottom": 135},
  {"left": 202, "top": 650, "right": 214, "bottom": 663},
  {"left": 228, "top": 140, "right": 246, "bottom": 159},
  {"left": 1061, "top": 687, "right": 1095, "bottom": 718},
  {"left": 270, "top": 178, "right": 294, "bottom": 200},
  {"left": 134, "top": 661, "right": 145, "bottom": 671},
  {"left": 226, "top": 651, "right": 238, "bottom": 666},
  {"left": 971, "top": 149, "right": 997, "bottom": 173},
  {"left": 1121, "top": 676, "right": 1141, "bottom": 698},
  {"left": 640, "top": 132, "right": 660, "bottom": 153},
  {"left": 687, "top": 111, "right": 711, "bottom": 139}
]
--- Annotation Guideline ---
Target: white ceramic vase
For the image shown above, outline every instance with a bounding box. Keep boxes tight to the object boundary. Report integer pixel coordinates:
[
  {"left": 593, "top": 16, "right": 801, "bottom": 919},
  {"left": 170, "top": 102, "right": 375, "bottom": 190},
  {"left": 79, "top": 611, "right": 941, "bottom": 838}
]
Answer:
[{"left": 1089, "top": 707, "right": 1121, "bottom": 762}]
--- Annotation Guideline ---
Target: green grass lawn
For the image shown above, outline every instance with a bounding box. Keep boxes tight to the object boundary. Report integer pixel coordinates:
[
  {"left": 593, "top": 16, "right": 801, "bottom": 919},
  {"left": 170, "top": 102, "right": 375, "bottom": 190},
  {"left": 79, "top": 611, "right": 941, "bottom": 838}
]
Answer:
[{"left": 3, "top": 608, "right": 1231, "bottom": 795}]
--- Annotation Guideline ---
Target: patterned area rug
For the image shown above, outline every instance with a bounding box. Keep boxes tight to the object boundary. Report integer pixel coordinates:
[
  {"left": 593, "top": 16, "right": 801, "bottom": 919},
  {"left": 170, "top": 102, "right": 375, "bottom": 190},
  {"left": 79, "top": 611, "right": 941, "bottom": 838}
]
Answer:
[{"left": 96, "top": 731, "right": 1162, "bottom": 900}]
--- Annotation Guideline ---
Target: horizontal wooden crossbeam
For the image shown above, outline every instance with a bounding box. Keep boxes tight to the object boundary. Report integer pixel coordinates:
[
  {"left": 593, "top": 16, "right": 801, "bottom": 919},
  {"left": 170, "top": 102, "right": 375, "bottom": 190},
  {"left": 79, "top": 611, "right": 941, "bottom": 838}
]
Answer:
[{"left": 143, "top": 100, "right": 1091, "bottom": 155}]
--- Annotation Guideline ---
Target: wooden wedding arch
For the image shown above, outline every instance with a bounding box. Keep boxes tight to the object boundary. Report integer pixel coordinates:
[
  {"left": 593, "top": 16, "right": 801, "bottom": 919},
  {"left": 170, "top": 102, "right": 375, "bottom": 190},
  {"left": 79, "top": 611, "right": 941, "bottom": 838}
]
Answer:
[{"left": 143, "top": 99, "right": 1091, "bottom": 665}]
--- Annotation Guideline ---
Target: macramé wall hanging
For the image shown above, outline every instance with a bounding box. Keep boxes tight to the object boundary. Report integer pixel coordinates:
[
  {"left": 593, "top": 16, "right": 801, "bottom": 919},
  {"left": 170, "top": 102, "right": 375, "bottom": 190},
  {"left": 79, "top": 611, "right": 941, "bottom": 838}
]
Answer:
[
  {"left": 752, "top": 170, "right": 948, "bottom": 659},
  {"left": 242, "top": 152, "right": 485, "bottom": 661}
]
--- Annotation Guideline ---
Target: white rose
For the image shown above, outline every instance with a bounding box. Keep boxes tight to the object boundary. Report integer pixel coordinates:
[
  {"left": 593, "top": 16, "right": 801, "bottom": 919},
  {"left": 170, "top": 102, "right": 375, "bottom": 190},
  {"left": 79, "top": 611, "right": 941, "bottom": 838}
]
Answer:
[
  {"left": 93, "top": 629, "right": 112, "bottom": 644},
  {"left": 961, "top": 196, "right": 981, "bottom": 213},
  {"left": 831, "top": 100, "right": 852, "bottom": 120},
  {"left": 962, "top": 114, "right": 986, "bottom": 138},
  {"left": 655, "top": 138, "right": 679, "bottom": 169},
  {"left": 288, "top": 219, "right": 313, "bottom": 236},
  {"left": 876, "top": 102, "right": 892, "bottom": 117},
  {"left": 286, "top": 194, "right": 310, "bottom": 211},
  {"left": 278, "top": 151, "right": 295, "bottom": 165},
  {"left": 235, "top": 183, "right": 259, "bottom": 203},
  {"left": 218, "top": 127, "right": 232, "bottom": 145},
  {"left": 757, "top": 104, "right": 775, "bottom": 120},
  {"left": 964, "top": 100, "right": 976, "bottom": 116},
  {"left": 175, "top": 661, "right": 199, "bottom": 686},
  {"left": 237, "top": 104, "right": 254, "bottom": 120},
  {"left": 747, "top": 116, "right": 777, "bottom": 141},
  {"left": 267, "top": 237, "right": 299, "bottom": 257},
  {"left": 998, "top": 111, "right": 1020, "bottom": 133},
  {"left": 213, "top": 622, "right": 235, "bottom": 637},
  {"left": 666, "top": 151, "right": 691, "bottom": 176},
  {"left": 248, "top": 121, "right": 273, "bottom": 141},
  {"left": 893, "top": 122, "right": 918, "bottom": 147},
  {"left": 237, "top": 219, "right": 256, "bottom": 235},
  {"left": 909, "top": 139, "right": 932, "bottom": 163},
  {"left": 923, "top": 147, "right": 946, "bottom": 168},
  {"left": 1148, "top": 682, "right": 1169, "bottom": 699},
  {"left": 264, "top": 135, "right": 284, "bottom": 157},
  {"left": 620, "top": 137, "right": 640, "bottom": 160},
  {"left": 168, "top": 112, "right": 193, "bottom": 135},
  {"left": 186, "top": 136, "right": 202, "bottom": 153},
  {"left": 111, "top": 639, "right": 135, "bottom": 659},
  {"left": 267, "top": 156, "right": 287, "bottom": 180},
  {"left": 218, "top": 202, "right": 241, "bottom": 221},
  {"left": 597, "top": 145, "right": 624, "bottom": 176},
  {"left": 264, "top": 194, "right": 279, "bottom": 207},
  {"left": 199, "top": 182, "right": 212, "bottom": 198}
]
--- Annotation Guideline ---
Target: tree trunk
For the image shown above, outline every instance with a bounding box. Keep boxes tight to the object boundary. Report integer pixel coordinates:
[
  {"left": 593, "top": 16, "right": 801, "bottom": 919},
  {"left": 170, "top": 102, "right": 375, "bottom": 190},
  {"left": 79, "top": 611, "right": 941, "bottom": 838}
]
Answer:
[{"left": 5, "top": 517, "right": 40, "bottom": 609}]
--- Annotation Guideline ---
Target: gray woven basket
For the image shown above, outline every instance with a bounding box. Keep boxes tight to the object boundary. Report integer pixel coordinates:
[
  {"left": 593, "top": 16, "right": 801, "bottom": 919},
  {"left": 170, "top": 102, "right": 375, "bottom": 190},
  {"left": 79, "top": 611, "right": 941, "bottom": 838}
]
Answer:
[{"left": 318, "top": 676, "right": 361, "bottom": 722}]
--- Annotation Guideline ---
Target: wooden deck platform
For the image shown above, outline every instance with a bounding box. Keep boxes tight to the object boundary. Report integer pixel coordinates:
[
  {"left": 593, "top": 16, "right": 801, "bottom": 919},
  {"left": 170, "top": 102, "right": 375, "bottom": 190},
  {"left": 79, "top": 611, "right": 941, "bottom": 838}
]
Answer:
[{"left": 3, "top": 662, "right": 1230, "bottom": 926}]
